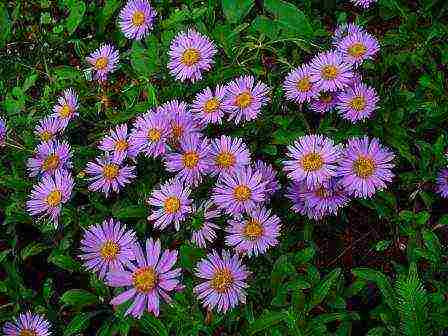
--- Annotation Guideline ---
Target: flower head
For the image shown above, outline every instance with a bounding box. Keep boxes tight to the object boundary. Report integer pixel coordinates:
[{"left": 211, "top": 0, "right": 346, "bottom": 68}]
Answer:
[
  {"left": 118, "top": 0, "right": 157, "bottom": 40},
  {"left": 3, "top": 312, "right": 51, "bottom": 336},
  {"left": 336, "top": 32, "right": 379, "bottom": 66},
  {"left": 107, "top": 238, "right": 182, "bottom": 318},
  {"left": 436, "top": 168, "right": 448, "bottom": 198},
  {"left": 286, "top": 181, "right": 326, "bottom": 220},
  {"left": 0, "top": 118, "right": 6, "bottom": 146},
  {"left": 309, "top": 51, "right": 354, "bottom": 92},
  {"left": 337, "top": 83, "right": 379, "bottom": 122},
  {"left": 168, "top": 29, "right": 217, "bottom": 82},
  {"left": 226, "top": 206, "right": 281, "bottom": 256},
  {"left": 147, "top": 178, "right": 192, "bottom": 231},
  {"left": 80, "top": 218, "right": 137, "bottom": 279},
  {"left": 333, "top": 22, "right": 366, "bottom": 44},
  {"left": 26, "top": 170, "right": 74, "bottom": 224},
  {"left": 310, "top": 91, "right": 339, "bottom": 114},
  {"left": 337, "top": 136, "right": 395, "bottom": 198},
  {"left": 99, "top": 124, "right": 140, "bottom": 162},
  {"left": 159, "top": 100, "right": 200, "bottom": 144},
  {"left": 283, "top": 64, "right": 320, "bottom": 103},
  {"left": 86, "top": 44, "right": 120, "bottom": 81},
  {"left": 253, "top": 160, "right": 280, "bottom": 199},
  {"left": 35, "top": 116, "right": 65, "bottom": 142},
  {"left": 194, "top": 250, "right": 250, "bottom": 313},
  {"left": 51, "top": 88, "right": 79, "bottom": 127},
  {"left": 191, "top": 85, "right": 228, "bottom": 126},
  {"left": 208, "top": 135, "right": 251, "bottom": 177},
  {"left": 190, "top": 200, "right": 220, "bottom": 248},
  {"left": 27, "top": 140, "right": 72, "bottom": 178}
]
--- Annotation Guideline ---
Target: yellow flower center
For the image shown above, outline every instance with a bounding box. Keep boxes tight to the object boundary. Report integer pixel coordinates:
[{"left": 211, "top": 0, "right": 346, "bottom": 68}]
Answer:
[
  {"left": 320, "top": 92, "right": 333, "bottom": 103},
  {"left": 19, "top": 330, "right": 38, "bottom": 336},
  {"left": 132, "top": 10, "right": 145, "bottom": 26},
  {"left": 297, "top": 77, "right": 312, "bottom": 92},
  {"left": 171, "top": 124, "right": 183, "bottom": 141},
  {"left": 244, "top": 219, "right": 263, "bottom": 240},
  {"left": 183, "top": 151, "right": 199, "bottom": 168},
  {"left": 147, "top": 128, "right": 161, "bottom": 142},
  {"left": 133, "top": 267, "right": 157, "bottom": 293},
  {"left": 46, "top": 190, "right": 62, "bottom": 207},
  {"left": 95, "top": 56, "right": 109, "bottom": 70},
  {"left": 40, "top": 130, "right": 54, "bottom": 142},
  {"left": 300, "top": 152, "right": 324, "bottom": 172},
  {"left": 100, "top": 240, "right": 120, "bottom": 261},
  {"left": 114, "top": 139, "right": 129, "bottom": 151},
  {"left": 233, "top": 185, "right": 251, "bottom": 201},
  {"left": 181, "top": 48, "right": 200, "bottom": 66},
  {"left": 348, "top": 42, "right": 367, "bottom": 58},
  {"left": 215, "top": 151, "right": 236, "bottom": 168},
  {"left": 321, "top": 65, "right": 339, "bottom": 80},
  {"left": 204, "top": 98, "right": 220, "bottom": 114},
  {"left": 102, "top": 163, "right": 119, "bottom": 180},
  {"left": 353, "top": 155, "right": 376, "bottom": 178},
  {"left": 211, "top": 268, "right": 233, "bottom": 293},
  {"left": 43, "top": 154, "right": 60, "bottom": 171},
  {"left": 59, "top": 104, "right": 72, "bottom": 118},
  {"left": 349, "top": 96, "right": 367, "bottom": 111},
  {"left": 235, "top": 91, "right": 252, "bottom": 108},
  {"left": 164, "top": 196, "right": 181, "bottom": 214}
]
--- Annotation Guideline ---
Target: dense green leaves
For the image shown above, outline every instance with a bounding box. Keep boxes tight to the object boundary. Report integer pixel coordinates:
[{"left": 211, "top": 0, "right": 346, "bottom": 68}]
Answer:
[{"left": 222, "top": 0, "right": 254, "bottom": 24}]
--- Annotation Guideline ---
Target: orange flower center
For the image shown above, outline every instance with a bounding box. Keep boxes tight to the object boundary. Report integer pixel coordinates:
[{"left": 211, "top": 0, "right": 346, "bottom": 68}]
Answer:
[
  {"left": 95, "top": 56, "right": 109, "bottom": 70},
  {"left": 204, "top": 98, "right": 220, "bottom": 114},
  {"left": 115, "top": 139, "right": 129, "bottom": 151},
  {"left": 297, "top": 77, "right": 312, "bottom": 92},
  {"left": 164, "top": 196, "right": 181, "bottom": 214},
  {"left": 321, "top": 65, "right": 339, "bottom": 80},
  {"left": 300, "top": 152, "right": 324, "bottom": 172},
  {"left": 235, "top": 91, "right": 252, "bottom": 108},
  {"left": 215, "top": 151, "right": 235, "bottom": 168},
  {"left": 59, "top": 104, "right": 72, "bottom": 118},
  {"left": 320, "top": 92, "right": 333, "bottom": 103},
  {"left": 353, "top": 155, "right": 376, "bottom": 178},
  {"left": 244, "top": 219, "right": 263, "bottom": 240},
  {"left": 183, "top": 151, "right": 199, "bottom": 168},
  {"left": 19, "top": 330, "right": 38, "bottom": 336},
  {"left": 181, "top": 48, "right": 200, "bottom": 66},
  {"left": 132, "top": 10, "right": 145, "bottom": 26},
  {"left": 211, "top": 268, "right": 233, "bottom": 293},
  {"left": 46, "top": 190, "right": 62, "bottom": 207},
  {"left": 43, "top": 154, "right": 60, "bottom": 171},
  {"left": 315, "top": 186, "right": 331, "bottom": 198},
  {"left": 171, "top": 124, "right": 183, "bottom": 141},
  {"left": 349, "top": 96, "right": 367, "bottom": 111},
  {"left": 103, "top": 163, "right": 119, "bottom": 180},
  {"left": 40, "top": 130, "right": 54, "bottom": 142},
  {"left": 147, "top": 128, "right": 161, "bottom": 142},
  {"left": 348, "top": 42, "right": 367, "bottom": 58},
  {"left": 100, "top": 240, "right": 120, "bottom": 261},
  {"left": 133, "top": 267, "right": 157, "bottom": 293},
  {"left": 233, "top": 185, "right": 251, "bottom": 201}
]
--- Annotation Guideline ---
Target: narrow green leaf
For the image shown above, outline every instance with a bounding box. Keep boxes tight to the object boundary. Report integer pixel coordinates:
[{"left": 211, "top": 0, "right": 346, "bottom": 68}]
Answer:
[
  {"left": 0, "top": 3, "right": 11, "bottom": 47},
  {"left": 21, "top": 242, "right": 49, "bottom": 261},
  {"left": 247, "top": 311, "right": 288, "bottom": 335},
  {"left": 66, "top": 0, "right": 86, "bottom": 35},
  {"left": 307, "top": 268, "right": 341, "bottom": 311},
  {"left": 139, "top": 314, "right": 169, "bottom": 336},
  {"left": 352, "top": 268, "right": 397, "bottom": 309},
  {"left": 60, "top": 289, "right": 98, "bottom": 308},
  {"left": 63, "top": 312, "right": 93, "bottom": 336}
]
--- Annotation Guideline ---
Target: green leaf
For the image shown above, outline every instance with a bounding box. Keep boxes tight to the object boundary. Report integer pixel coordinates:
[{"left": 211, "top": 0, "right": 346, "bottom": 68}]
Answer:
[
  {"left": 63, "top": 312, "right": 93, "bottom": 336},
  {"left": 22, "top": 73, "right": 38, "bottom": 92},
  {"left": 48, "top": 253, "right": 81, "bottom": 272},
  {"left": 179, "top": 244, "right": 205, "bottom": 271},
  {"left": 60, "top": 289, "right": 98, "bottom": 308},
  {"left": 97, "top": 0, "right": 121, "bottom": 31},
  {"left": 222, "top": 0, "right": 254, "bottom": 24},
  {"left": 247, "top": 311, "right": 288, "bottom": 335},
  {"left": 65, "top": 0, "right": 86, "bottom": 35},
  {"left": 307, "top": 268, "right": 341, "bottom": 311},
  {"left": 252, "top": 16, "right": 280, "bottom": 39},
  {"left": 415, "top": 211, "right": 430, "bottom": 226},
  {"left": 0, "top": 3, "right": 11, "bottom": 47},
  {"left": 375, "top": 240, "right": 392, "bottom": 252},
  {"left": 21, "top": 242, "right": 49, "bottom": 261},
  {"left": 130, "top": 38, "right": 159, "bottom": 77},
  {"left": 53, "top": 66, "right": 82, "bottom": 81},
  {"left": 139, "top": 314, "right": 169, "bottom": 336},
  {"left": 112, "top": 205, "right": 146, "bottom": 220}
]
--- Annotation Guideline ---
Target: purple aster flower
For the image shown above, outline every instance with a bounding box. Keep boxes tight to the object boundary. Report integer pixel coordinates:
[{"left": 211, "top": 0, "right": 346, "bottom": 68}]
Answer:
[
  {"left": 337, "top": 32, "right": 380, "bottom": 67},
  {"left": 286, "top": 181, "right": 326, "bottom": 220},
  {"left": 79, "top": 218, "right": 137, "bottom": 279},
  {"left": 225, "top": 206, "right": 281, "bottom": 256},
  {"left": 283, "top": 64, "right": 320, "bottom": 104},
  {"left": 130, "top": 110, "right": 169, "bottom": 158},
  {"left": 27, "top": 140, "right": 72, "bottom": 178},
  {"left": 283, "top": 135, "right": 341, "bottom": 188},
  {"left": 3, "top": 311, "right": 51, "bottom": 336},
  {"left": 107, "top": 238, "right": 182, "bottom": 318},
  {"left": 194, "top": 250, "right": 250, "bottom": 313},
  {"left": 26, "top": 170, "right": 74, "bottom": 224},
  {"left": 86, "top": 156, "right": 136, "bottom": 196},
  {"left": 118, "top": 0, "right": 157, "bottom": 40},
  {"left": 213, "top": 166, "right": 266, "bottom": 216},
  {"left": 191, "top": 85, "right": 228, "bottom": 126},
  {"left": 350, "top": 0, "right": 377, "bottom": 9},
  {"left": 164, "top": 134, "right": 211, "bottom": 187},
  {"left": 337, "top": 83, "right": 379, "bottom": 123},
  {"left": 98, "top": 124, "right": 140, "bottom": 162},
  {"left": 168, "top": 29, "right": 217, "bottom": 82},
  {"left": 333, "top": 22, "right": 366, "bottom": 44},
  {"left": 0, "top": 117, "right": 6, "bottom": 147},
  {"left": 159, "top": 100, "right": 200, "bottom": 144},
  {"left": 147, "top": 178, "right": 192, "bottom": 231},
  {"left": 337, "top": 136, "right": 395, "bottom": 198},
  {"left": 208, "top": 135, "right": 251, "bottom": 177},
  {"left": 86, "top": 44, "right": 120, "bottom": 82},
  {"left": 310, "top": 91, "right": 339, "bottom": 114},
  {"left": 436, "top": 168, "right": 448, "bottom": 198},
  {"left": 309, "top": 51, "right": 354, "bottom": 92},
  {"left": 51, "top": 88, "right": 79, "bottom": 127},
  {"left": 190, "top": 200, "right": 220, "bottom": 248},
  {"left": 34, "top": 116, "right": 65, "bottom": 142},
  {"left": 223, "top": 75, "right": 270, "bottom": 124},
  {"left": 253, "top": 160, "right": 280, "bottom": 199}
]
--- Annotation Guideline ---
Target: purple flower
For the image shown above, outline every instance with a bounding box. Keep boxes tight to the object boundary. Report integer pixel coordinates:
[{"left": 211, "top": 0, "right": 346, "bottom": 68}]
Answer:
[
  {"left": 0, "top": 117, "right": 6, "bottom": 146},
  {"left": 309, "top": 51, "right": 354, "bottom": 92},
  {"left": 350, "top": 0, "right": 377, "bottom": 9},
  {"left": 223, "top": 75, "right": 270, "bottom": 124},
  {"left": 225, "top": 206, "right": 281, "bottom": 256},
  {"left": 436, "top": 168, "right": 448, "bottom": 198},
  {"left": 147, "top": 178, "right": 192, "bottom": 231},
  {"left": 213, "top": 166, "right": 266, "bottom": 216},
  {"left": 338, "top": 136, "right": 395, "bottom": 198},
  {"left": 164, "top": 134, "right": 211, "bottom": 187},
  {"left": 3, "top": 311, "right": 51, "bottom": 336},
  {"left": 168, "top": 29, "right": 217, "bottom": 82},
  {"left": 27, "top": 140, "right": 72, "bottom": 178},
  {"left": 253, "top": 160, "right": 280, "bottom": 199},
  {"left": 194, "top": 250, "right": 250, "bottom": 313},
  {"left": 130, "top": 110, "right": 169, "bottom": 158},
  {"left": 310, "top": 91, "right": 339, "bottom": 114},
  {"left": 35, "top": 116, "right": 65, "bottom": 142},
  {"left": 283, "top": 135, "right": 341, "bottom": 189},
  {"left": 283, "top": 65, "right": 320, "bottom": 103},
  {"left": 107, "top": 238, "right": 182, "bottom": 318},
  {"left": 190, "top": 200, "right": 220, "bottom": 248},
  {"left": 99, "top": 124, "right": 140, "bottom": 162},
  {"left": 159, "top": 100, "right": 200, "bottom": 144},
  {"left": 51, "top": 88, "right": 79, "bottom": 127},
  {"left": 79, "top": 218, "right": 137, "bottom": 279},
  {"left": 118, "top": 0, "right": 157, "bottom": 40},
  {"left": 208, "top": 135, "right": 251, "bottom": 177},
  {"left": 191, "top": 85, "right": 228, "bottom": 126},
  {"left": 337, "top": 83, "right": 379, "bottom": 123},
  {"left": 26, "top": 170, "right": 74, "bottom": 224},
  {"left": 86, "top": 44, "right": 119, "bottom": 82},
  {"left": 333, "top": 22, "right": 366, "bottom": 44},
  {"left": 86, "top": 156, "right": 136, "bottom": 196},
  {"left": 286, "top": 181, "right": 326, "bottom": 220},
  {"left": 336, "top": 32, "right": 380, "bottom": 67}
]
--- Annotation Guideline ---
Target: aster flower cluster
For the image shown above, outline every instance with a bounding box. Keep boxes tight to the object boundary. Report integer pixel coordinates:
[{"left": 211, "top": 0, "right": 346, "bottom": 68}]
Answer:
[
  {"left": 284, "top": 134, "right": 395, "bottom": 220},
  {"left": 283, "top": 22, "right": 380, "bottom": 123},
  {"left": 26, "top": 89, "right": 78, "bottom": 226}
]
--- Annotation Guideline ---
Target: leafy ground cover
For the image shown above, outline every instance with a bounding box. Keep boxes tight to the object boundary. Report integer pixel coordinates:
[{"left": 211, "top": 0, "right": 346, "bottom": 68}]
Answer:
[{"left": 0, "top": 0, "right": 447, "bottom": 335}]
